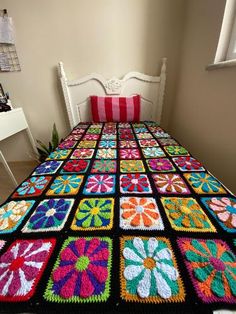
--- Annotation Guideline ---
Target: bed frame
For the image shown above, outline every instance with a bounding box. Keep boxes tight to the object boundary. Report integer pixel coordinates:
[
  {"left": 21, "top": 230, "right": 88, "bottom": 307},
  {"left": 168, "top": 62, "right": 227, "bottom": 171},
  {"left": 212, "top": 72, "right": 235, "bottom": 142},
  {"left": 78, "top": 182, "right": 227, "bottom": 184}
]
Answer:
[{"left": 58, "top": 58, "right": 167, "bottom": 129}]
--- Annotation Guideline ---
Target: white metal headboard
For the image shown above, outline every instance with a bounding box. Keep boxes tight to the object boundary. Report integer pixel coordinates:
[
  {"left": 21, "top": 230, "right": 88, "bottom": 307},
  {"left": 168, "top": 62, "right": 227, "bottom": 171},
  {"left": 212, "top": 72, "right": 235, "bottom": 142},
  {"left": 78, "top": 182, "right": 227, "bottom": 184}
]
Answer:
[{"left": 58, "top": 58, "right": 167, "bottom": 129}]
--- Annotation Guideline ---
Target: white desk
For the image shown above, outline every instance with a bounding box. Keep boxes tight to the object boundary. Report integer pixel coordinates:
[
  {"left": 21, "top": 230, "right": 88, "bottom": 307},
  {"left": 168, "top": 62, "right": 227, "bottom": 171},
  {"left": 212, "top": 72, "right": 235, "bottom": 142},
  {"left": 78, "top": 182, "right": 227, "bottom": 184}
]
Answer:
[{"left": 0, "top": 108, "right": 37, "bottom": 186}]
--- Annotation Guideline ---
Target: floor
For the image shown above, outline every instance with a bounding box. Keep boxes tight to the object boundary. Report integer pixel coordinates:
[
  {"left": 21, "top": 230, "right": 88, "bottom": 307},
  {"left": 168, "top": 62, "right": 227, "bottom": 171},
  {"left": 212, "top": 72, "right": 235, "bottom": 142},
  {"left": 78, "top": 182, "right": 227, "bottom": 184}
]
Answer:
[{"left": 0, "top": 161, "right": 38, "bottom": 204}]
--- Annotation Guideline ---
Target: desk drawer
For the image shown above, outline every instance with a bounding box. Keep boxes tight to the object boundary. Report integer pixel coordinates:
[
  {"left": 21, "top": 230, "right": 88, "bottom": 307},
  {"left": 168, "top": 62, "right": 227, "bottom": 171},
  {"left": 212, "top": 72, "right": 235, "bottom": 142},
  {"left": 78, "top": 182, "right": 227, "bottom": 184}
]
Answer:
[{"left": 0, "top": 108, "right": 28, "bottom": 141}]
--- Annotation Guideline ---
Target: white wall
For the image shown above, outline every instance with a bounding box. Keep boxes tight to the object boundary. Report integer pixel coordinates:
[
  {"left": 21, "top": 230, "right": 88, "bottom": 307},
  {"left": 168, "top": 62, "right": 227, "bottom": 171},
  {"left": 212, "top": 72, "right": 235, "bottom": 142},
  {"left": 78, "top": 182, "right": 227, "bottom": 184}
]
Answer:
[
  {"left": 0, "top": 0, "right": 185, "bottom": 161},
  {"left": 170, "top": 0, "right": 236, "bottom": 193}
]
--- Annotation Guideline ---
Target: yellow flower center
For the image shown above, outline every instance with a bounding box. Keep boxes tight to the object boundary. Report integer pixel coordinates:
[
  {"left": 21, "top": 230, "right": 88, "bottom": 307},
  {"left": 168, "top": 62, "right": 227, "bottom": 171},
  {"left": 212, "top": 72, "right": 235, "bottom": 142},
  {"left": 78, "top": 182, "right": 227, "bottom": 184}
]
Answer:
[
  {"left": 179, "top": 205, "right": 191, "bottom": 214},
  {"left": 143, "top": 257, "right": 156, "bottom": 270},
  {"left": 91, "top": 207, "right": 100, "bottom": 215}
]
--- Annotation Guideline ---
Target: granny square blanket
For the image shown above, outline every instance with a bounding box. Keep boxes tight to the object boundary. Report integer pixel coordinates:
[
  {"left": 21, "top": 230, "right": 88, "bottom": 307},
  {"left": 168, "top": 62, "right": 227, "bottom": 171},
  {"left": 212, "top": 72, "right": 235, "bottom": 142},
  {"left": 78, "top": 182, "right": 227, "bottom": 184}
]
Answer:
[{"left": 0, "top": 121, "right": 236, "bottom": 314}]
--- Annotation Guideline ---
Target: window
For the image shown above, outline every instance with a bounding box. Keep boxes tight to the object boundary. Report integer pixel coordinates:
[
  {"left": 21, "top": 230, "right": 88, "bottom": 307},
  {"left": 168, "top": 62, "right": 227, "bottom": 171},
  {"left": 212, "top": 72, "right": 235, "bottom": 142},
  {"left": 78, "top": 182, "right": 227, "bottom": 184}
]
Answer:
[{"left": 208, "top": 0, "right": 236, "bottom": 69}]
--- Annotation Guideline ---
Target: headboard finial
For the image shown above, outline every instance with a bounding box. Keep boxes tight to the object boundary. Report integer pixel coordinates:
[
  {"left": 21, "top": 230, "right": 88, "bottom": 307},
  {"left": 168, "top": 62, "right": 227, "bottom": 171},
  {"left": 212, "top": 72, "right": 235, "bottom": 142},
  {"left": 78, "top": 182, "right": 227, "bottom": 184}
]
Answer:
[
  {"left": 161, "top": 57, "right": 167, "bottom": 74},
  {"left": 58, "top": 61, "right": 67, "bottom": 80}
]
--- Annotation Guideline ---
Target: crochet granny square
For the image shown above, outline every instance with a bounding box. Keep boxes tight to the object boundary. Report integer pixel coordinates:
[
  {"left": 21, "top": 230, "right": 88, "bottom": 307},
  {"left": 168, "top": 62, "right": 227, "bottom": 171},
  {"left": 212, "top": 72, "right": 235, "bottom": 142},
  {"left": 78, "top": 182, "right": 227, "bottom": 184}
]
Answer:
[
  {"left": 98, "top": 140, "right": 117, "bottom": 148},
  {"left": 120, "top": 160, "right": 145, "bottom": 173},
  {"left": 0, "top": 200, "right": 35, "bottom": 234},
  {"left": 83, "top": 134, "right": 100, "bottom": 140},
  {"left": 58, "top": 140, "right": 77, "bottom": 149},
  {"left": 120, "top": 197, "right": 164, "bottom": 230},
  {"left": 172, "top": 157, "right": 205, "bottom": 172},
  {"left": 44, "top": 237, "right": 112, "bottom": 303},
  {"left": 71, "top": 198, "right": 114, "bottom": 230},
  {"left": 164, "top": 146, "right": 189, "bottom": 156},
  {"left": 120, "top": 174, "right": 152, "bottom": 194},
  {"left": 201, "top": 196, "right": 236, "bottom": 233},
  {"left": 120, "top": 236, "right": 185, "bottom": 303},
  {"left": 142, "top": 147, "right": 165, "bottom": 158},
  {"left": 96, "top": 149, "right": 117, "bottom": 159},
  {"left": 157, "top": 138, "right": 178, "bottom": 146},
  {"left": 161, "top": 197, "right": 216, "bottom": 232},
  {"left": 184, "top": 173, "right": 227, "bottom": 194},
  {"left": 91, "top": 160, "right": 117, "bottom": 173},
  {"left": 119, "top": 149, "right": 141, "bottom": 159},
  {"left": 0, "top": 238, "right": 55, "bottom": 301},
  {"left": 146, "top": 158, "right": 175, "bottom": 172},
  {"left": 12, "top": 176, "right": 52, "bottom": 198},
  {"left": 32, "top": 161, "right": 63, "bottom": 175},
  {"left": 46, "top": 175, "right": 83, "bottom": 196},
  {"left": 61, "top": 160, "right": 90, "bottom": 174},
  {"left": 152, "top": 174, "right": 190, "bottom": 194},
  {"left": 83, "top": 175, "right": 116, "bottom": 195},
  {"left": 47, "top": 149, "right": 71, "bottom": 160},
  {"left": 138, "top": 139, "right": 159, "bottom": 147},
  {"left": 119, "top": 140, "right": 137, "bottom": 148},
  {"left": 71, "top": 148, "right": 94, "bottom": 159},
  {"left": 177, "top": 238, "right": 236, "bottom": 303},
  {"left": 22, "top": 198, "right": 74, "bottom": 233},
  {"left": 77, "top": 140, "right": 97, "bottom": 148}
]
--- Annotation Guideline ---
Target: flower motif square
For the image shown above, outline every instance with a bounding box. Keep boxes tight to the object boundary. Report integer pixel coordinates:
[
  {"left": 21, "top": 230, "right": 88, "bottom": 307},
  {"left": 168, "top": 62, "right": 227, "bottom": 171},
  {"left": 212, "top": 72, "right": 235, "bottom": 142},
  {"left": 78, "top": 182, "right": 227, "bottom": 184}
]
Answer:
[
  {"left": 120, "top": 149, "right": 141, "bottom": 159},
  {"left": 120, "top": 160, "right": 145, "bottom": 173},
  {"left": 71, "top": 198, "right": 114, "bottom": 230},
  {"left": 172, "top": 157, "right": 205, "bottom": 171},
  {"left": 44, "top": 237, "right": 112, "bottom": 302},
  {"left": 136, "top": 133, "right": 153, "bottom": 139},
  {"left": 46, "top": 175, "right": 83, "bottom": 196},
  {"left": 201, "top": 197, "right": 236, "bottom": 233},
  {"left": 153, "top": 131, "right": 170, "bottom": 138},
  {"left": 98, "top": 140, "right": 117, "bottom": 148},
  {"left": 157, "top": 138, "right": 178, "bottom": 146},
  {"left": 22, "top": 198, "right": 74, "bottom": 232},
  {"left": 71, "top": 148, "right": 94, "bottom": 159},
  {"left": 86, "top": 128, "right": 101, "bottom": 134},
  {"left": 120, "top": 236, "right": 185, "bottom": 302},
  {"left": 177, "top": 238, "right": 236, "bottom": 303},
  {"left": 119, "top": 133, "right": 135, "bottom": 140},
  {"left": 164, "top": 146, "right": 189, "bottom": 156},
  {"left": 65, "top": 134, "right": 82, "bottom": 141},
  {"left": 33, "top": 161, "right": 63, "bottom": 175},
  {"left": 96, "top": 149, "right": 117, "bottom": 159},
  {"left": 0, "top": 200, "right": 35, "bottom": 234},
  {"left": 134, "top": 127, "right": 148, "bottom": 133},
  {"left": 12, "top": 176, "right": 52, "bottom": 198},
  {"left": 47, "top": 149, "right": 71, "bottom": 160},
  {"left": 139, "top": 139, "right": 159, "bottom": 147},
  {"left": 142, "top": 147, "right": 165, "bottom": 158},
  {"left": 0, "top": 240, "right": 5, "bottom": 252},
  {"left": 58, "top": 140, "right": 77, "bottom": 149},
  {"left": 184, "top": 172, "right": 227, "bottom": 194},
  {"left": 120, "top": 174, "right": 152, "bottom": 194},
  {"left": 119, "top": 128, "right": 133, "bottom": 135},
  {"left": 152, "top": 174, "right": 190, "bottom": 194},
  {"left": 89, "top": 123, "right": 102, "bottom": 128},
  {"left": 101, "top": 134, "right": 116, "bottom": 140},
  {"left": 72, "top": 128, "right": 85, "bottom": 135},
  {"left": 146, "top": 158, "right": 175, "bottom": 172},
  {"left": 83, "top": 134, "right": 100, "bottom": 140},
  {"left": 61, "top": 160, "right": 90, "bottom": 174},
  {"left": 161, "top": 197, "right": 216, "bottom": 232},
  {"left": 91, "top": 160, "right": 117, "bottom": 173},
  {"left": 83, "top": 175, "right": 116, "bottom": 195},
  {"left": 0, "top": 238, "right": 55, "bottom": 301},
  {"left": 119, "top": 123, "right": 130, "bottom": 128},
  {"left": 77, "top": 140, "right": 97, "bottom": 148},
  {"left": 119, "top": 140, "right": 137, "bottom": 148},
  {"left": 120, "top": 197, "right": 164, "bottom": 230}
]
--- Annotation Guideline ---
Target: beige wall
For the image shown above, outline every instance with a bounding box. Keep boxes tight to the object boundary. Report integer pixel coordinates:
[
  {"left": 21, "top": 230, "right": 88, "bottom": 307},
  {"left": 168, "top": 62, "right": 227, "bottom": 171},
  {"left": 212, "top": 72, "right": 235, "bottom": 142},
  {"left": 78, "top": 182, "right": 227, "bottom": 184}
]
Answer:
[
  {"left": 169, "top": 0, "right": 236, "bottom": 193},
  {"left": 0, "top": 0, "right": 185, "bottom": 161}
]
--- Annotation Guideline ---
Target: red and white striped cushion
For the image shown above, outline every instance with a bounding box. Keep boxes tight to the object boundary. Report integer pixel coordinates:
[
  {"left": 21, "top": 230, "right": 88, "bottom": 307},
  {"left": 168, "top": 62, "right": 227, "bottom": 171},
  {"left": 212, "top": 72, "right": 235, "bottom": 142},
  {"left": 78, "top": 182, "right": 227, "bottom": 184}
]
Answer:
[{"left": 90, "top": 95, "right": 140, "bottom": 122}]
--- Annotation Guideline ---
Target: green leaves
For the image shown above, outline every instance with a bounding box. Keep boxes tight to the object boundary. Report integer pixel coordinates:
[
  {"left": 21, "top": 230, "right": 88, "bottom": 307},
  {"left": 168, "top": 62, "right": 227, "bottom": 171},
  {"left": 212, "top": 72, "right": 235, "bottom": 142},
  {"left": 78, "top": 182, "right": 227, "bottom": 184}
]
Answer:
[{"left": 36, "top": 123, "right": 61, "bottom": 162}]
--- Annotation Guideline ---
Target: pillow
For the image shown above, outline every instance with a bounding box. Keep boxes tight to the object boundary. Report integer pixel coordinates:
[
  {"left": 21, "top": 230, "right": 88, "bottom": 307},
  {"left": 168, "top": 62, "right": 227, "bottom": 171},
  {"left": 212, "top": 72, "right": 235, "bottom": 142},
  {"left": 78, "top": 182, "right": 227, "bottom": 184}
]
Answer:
[{"left": 90, "top": 95, "right": 140, "bottom": 122}]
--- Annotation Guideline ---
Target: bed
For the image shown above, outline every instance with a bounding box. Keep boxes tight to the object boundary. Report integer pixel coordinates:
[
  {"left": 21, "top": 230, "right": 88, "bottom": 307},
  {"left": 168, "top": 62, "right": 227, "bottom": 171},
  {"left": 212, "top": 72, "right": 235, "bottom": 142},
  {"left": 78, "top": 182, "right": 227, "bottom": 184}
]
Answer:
[{"left": 0, "top": 58, "right": 235, "bottom": 314}]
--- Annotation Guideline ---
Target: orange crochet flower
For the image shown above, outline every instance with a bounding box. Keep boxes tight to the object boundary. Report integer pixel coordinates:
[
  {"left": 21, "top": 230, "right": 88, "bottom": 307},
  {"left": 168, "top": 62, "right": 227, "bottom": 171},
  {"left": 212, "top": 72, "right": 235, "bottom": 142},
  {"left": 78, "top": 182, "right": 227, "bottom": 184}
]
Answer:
[{"left": 121, "top": 197, "right": 159, "bottom": 227}]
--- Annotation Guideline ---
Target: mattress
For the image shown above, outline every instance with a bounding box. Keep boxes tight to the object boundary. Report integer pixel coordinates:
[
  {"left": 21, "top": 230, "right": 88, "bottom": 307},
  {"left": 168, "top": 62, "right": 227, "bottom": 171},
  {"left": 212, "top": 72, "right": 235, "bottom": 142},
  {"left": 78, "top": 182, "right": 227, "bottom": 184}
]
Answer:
[{"left": 0, "top": 121, "right": 235, "bottom": 313}]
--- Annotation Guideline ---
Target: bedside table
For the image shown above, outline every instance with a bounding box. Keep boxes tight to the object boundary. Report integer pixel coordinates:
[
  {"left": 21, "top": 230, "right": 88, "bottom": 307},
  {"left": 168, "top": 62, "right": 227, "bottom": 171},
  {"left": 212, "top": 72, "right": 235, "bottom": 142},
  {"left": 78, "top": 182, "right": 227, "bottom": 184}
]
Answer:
[{"left": 0, "top": 108, "right": 37, "bottom": 187}]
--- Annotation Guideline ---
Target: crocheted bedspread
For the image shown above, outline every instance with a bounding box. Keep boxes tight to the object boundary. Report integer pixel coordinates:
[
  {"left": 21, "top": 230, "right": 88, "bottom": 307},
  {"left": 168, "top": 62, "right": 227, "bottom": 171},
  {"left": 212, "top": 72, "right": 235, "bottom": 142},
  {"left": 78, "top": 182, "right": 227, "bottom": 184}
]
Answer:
[{"left": 0, "top": 121, "right": 235, "bottom": 313}]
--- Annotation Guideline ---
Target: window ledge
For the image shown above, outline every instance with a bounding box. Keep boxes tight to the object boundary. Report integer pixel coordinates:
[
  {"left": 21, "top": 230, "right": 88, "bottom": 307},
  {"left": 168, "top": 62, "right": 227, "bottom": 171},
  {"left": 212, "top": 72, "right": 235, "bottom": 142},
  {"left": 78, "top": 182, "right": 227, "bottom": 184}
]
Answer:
[{"left": 206, "top": 59, "right": 236, "bottom": 70}]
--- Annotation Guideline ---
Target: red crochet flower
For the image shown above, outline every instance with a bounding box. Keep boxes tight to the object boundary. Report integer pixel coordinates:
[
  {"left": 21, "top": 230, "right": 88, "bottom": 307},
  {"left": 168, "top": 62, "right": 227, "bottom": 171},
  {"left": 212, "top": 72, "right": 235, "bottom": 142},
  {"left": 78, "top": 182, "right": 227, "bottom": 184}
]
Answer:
[{"left": 63, "top": 160, "right": 88, "bottom": 173}]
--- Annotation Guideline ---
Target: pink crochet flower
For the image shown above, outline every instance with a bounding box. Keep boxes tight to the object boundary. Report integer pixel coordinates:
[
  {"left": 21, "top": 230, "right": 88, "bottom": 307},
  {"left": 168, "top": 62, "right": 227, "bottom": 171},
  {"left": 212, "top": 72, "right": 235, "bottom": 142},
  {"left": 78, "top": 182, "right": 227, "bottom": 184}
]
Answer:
[
  {"left": 147, "top": 158, "right": 175, "bottom": 172},
  {"left": 84, "top": 174, "right": 116, "bottom": 194}
]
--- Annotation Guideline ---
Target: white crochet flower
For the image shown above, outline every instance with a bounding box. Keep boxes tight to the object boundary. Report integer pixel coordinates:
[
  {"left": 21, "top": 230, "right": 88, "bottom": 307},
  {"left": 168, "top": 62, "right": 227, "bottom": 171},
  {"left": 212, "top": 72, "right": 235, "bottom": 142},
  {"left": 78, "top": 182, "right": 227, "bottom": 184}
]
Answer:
[{"left": 123, "top": 237, "right": 179, "bottom": 299}]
